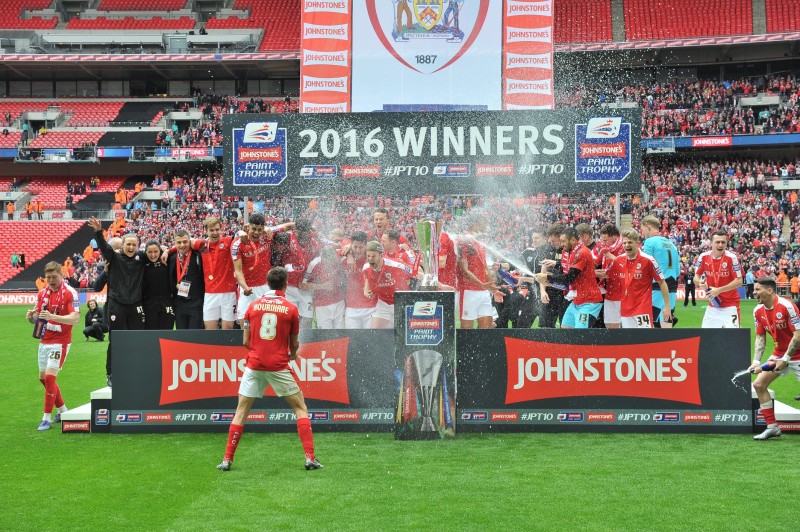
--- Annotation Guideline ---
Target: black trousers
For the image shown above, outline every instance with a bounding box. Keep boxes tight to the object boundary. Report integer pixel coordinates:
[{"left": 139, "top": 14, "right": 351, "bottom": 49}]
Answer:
[
  {"left": 516, "top": 293, "right": 540, "bottom": 329},
  {"left": 106, "top": 300, "right": 144, "bottom": 376},
  {"left": 540, "top": 295, "right": 568, "bottom": 328},
  {"left": 83, "top": 322, "right": 107, "bottom": 341},
  {"left": 144, "top": 300, "right": 175, "bottom": 330},
  {"left": 684, "top": 284, "right": 696, "bottom": 305},
  {"left": 175, "top": 305, "right": 204, "bottom": 330}
]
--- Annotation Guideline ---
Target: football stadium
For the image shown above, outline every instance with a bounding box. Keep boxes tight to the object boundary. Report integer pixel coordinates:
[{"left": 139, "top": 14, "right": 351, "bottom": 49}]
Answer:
[{"left": 2, "top": 0, "right": 800, "bottom": 529}]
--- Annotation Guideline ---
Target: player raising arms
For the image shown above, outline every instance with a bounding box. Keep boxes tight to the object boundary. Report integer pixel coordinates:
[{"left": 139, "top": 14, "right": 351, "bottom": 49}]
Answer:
[
  {"left": 749, "top": 278, "right": 800, "bottom": 440},
  {"left": 217, "top": 266, "right": 322, "bottom": 471},
  {"left": 26, "top": 261, "right": 80, "bottom": 430}
]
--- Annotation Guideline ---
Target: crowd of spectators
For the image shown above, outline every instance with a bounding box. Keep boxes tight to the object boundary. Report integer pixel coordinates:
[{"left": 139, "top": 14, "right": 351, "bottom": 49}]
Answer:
[
  {"left": 557, "top": 74, "right": 800, "bottom": 138},
  {"left": 20, "top": 149, "right": 800, "bottom": 291}
]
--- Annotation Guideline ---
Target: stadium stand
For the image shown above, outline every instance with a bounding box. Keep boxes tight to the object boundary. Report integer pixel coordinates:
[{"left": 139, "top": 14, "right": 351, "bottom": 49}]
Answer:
[
  {"left": 623, "top": 0, "right": 752, "bottom": 40},
  {"left": 27, "top": 131, "right": 105, "bottom": 149},
  {"left": 17, "top": 176, "right": 128, "bottom": 210},
  {"left": 766, "top": 0, "right": 800, "bottom": 33},
  {"left": 554, "top": 0, "right": 612, "bottom": 43},
  {"left": 0, "top": 0, "right": 57, "bottom": 29},
  {"left": 205, "top": 0, "right": 300, "bottom": 50},
  {"left": 96, "top": 0, "right": 187, "bottom": 10},
  {"left": 66, "top": 16, "right": 197, "bottom": 31},
  {"left": 0, "top": 221, "right": 85, "bottom": 285}
]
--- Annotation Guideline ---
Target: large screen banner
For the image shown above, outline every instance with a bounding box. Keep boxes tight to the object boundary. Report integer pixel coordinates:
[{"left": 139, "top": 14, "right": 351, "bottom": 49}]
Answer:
[{"left": 223, "top": 108, "right": 642, "bottom": 196}]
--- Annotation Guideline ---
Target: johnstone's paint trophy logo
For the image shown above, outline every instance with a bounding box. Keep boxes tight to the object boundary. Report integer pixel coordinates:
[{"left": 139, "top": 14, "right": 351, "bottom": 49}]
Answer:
[
  {"left": 574, "top": 116, "right": 632, "bottom": 183},
  {"left": 366, "top": 0, "right": 490, "bottom": 74},
  {"left": 233, "top": 122, "right": 288, "bottom": 187}
]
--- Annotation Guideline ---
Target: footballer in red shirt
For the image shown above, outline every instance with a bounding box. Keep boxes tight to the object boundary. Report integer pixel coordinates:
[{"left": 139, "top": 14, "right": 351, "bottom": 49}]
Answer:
[
  {"left": 749, "top": 278, "right": 800, "bottom": 440},
  {"left": 456, "top": 218, "right": 496, "bottom": 329},
  {"left": 693, "top": 230, "right": 743, "bottom": 328},
  {"left": 341, "top": 231, "right": 376, "bottom": 329},
  {"left": 595, "top": 223, "right": 625, "bottom": 328},
  {"left": 301, "top": 246, "right": 346, "bottom": 329},
  {"left": 535, "top": 227, "right": 602, "bottom": 329},
  {"left": 26, "top": 261, "right": 80, "bottom": 431},
  {"left": 200, "top": 216, "right": 238, "bottom": 329},
  {"left": 363, "top": 241, "right": 414, "bottom": 329},
  {"left": 217, "top": 267, "right": 322, "bottom": 471},
  {"left": 606, "top": 230, "right": 672, "bottom": 328}
]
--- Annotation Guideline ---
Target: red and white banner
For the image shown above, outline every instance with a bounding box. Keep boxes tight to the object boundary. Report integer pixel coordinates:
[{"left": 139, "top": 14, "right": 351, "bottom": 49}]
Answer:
[
  {"left": 300, "top": 0, "right": 352, "bottom": 113},
  {"left": 503, "top": 0, "right": 553, "bottom": 109},
  {"left": 691, "top": 136, "right": 732, "bottom": 148}
]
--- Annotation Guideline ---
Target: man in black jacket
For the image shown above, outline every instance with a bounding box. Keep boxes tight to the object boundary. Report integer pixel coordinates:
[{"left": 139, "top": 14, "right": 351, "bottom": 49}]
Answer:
[
  {"left": 88, "top": 217, "right": 146, "bottom": 387},
  {"left": 517, "top": 226, "right": 547, "bottom": 328},
  {"left": 538, "top": 223, "right": 568, "bottom": 328},
  {"left": 168, "top": 229, "right": 205, "bottom": 329}
]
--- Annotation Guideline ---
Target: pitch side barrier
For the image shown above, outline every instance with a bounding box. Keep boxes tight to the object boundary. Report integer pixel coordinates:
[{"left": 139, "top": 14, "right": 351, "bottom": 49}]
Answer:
[{"left": 108, "top": 299, "right": 751, "bottom": 435}]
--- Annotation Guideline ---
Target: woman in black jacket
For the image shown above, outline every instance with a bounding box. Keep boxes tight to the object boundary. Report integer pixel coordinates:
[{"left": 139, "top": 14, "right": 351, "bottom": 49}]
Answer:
[
  {"left": 83, "top": 300, "right": 107, "bottom": 341},
  {"left": 143, "top": 239, "right": 175, "bottom": 330}
]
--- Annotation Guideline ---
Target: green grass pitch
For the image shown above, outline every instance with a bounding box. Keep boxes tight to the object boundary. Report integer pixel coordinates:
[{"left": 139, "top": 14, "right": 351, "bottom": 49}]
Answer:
[{"left": 1, "top": 301, "right": 798, "bottom": 530}]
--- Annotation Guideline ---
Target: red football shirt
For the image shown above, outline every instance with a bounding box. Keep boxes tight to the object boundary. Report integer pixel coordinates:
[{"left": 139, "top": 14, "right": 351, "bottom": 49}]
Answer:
[
  {"left": 363, "top": 258, "right": 413, "bottom": 305},
  {"left": 232, "top": 235, "right": 272, "bottom": 288},
  {"left": 273, "top": 233, "right": 307, "bottom": 288},
  {"left": 35, "top": 281, "right": 79, "bottom": 344},
  {"left": 437, "top": 232, "right": 458, "bottom": 289},
  {"left": 608, "top": 250, "right": 664, "bottom": 319},
  {"left": 569, "top": 244, "right": 603, "bottom": 305},
  {"left": 303, "top": 256, "right": 345, "bottom": 307},
  {"left": 754, "top": 296, "right": 800, "bottom": 360},
  {"left": 383, "top": 247, "right": 416, "bottom": 268},
  {"left": 200, "top": 236, "right": 237, "bottom": 293},
  {"left": 456, "top": 237, "right": 487, "bottom": 291},
  {"left": 694, "top": 250, "right": 742, "bottom": 308},
  {"left": 342, "top": 255, "right": 376, "bottom": 309},
  {"left": 596, "top": 237, "right": 625, "bottom": 301},
  {"left": 243, "top": 290, "right": 299, "bottom": 371}
]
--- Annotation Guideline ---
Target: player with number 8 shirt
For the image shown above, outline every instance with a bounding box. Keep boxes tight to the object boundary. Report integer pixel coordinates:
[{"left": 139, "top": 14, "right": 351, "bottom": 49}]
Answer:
[{"left": 217, "top": 266, "right": 322, "bottom": 471}]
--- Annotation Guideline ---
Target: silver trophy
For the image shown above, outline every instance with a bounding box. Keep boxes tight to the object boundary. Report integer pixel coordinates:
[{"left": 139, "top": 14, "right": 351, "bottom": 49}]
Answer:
[
  {"left": 411, "top": 350, "right": 444, "bottom": 432},
  {"left": 414, "top": 220, "right": 441, "bottom": 290}
]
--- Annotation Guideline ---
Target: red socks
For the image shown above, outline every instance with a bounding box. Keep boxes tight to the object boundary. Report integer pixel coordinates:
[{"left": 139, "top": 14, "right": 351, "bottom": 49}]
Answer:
[
  {"left": 760, "top": 401, "right": 776, "bottom": 425},
  {"left": 224, "top": 423, "right": 244, "bottom": 462},
  {"left": 296, "top": 417, "right": 315, "bottom": 460},
  {"left": 44, "top": 375, "right": 60, "bottom": 414}
]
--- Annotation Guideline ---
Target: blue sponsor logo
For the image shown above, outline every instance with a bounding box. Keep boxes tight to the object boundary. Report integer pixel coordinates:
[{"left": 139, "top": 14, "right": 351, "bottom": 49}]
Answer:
[
  {"left": 574, "top": 116, "right": 632, "bottom": 183},
  {"left": 755, "top": 410, "right": 766, "bottom": 425},
  {"left": 654, "top": 412, "right": 680, "bottom": 422},
  {"left": 301, "top": 165, "right": 338, "bottom": 179},
  {"left": 433, "top": 163, "right": 470, "bottom": 177},
  {"left": 460, "top": 411, "right": 488, "bottom": 422},
  {"left": 115, "top": 412, "right": 142, "bottom": 424},
  {"left": 557, "top": 412, "right": 584, "bottom": 423},
  {"left": 95, "top": 408, "right": 110, "bottom": 426},
  {"left": 309, "top": 411, "right": 330, "bottom": 421},
  {"left": 211, "top": 412, "right": 235, "bottom": 423},
  {"left": 233, "top": 123, "right": 288, "bottom": 186},
  {"left": 405, "top": 304, "right": 443, "bottom": 346}
]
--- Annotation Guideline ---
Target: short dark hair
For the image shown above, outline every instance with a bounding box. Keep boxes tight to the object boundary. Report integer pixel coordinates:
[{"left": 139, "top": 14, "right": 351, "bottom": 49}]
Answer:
[
  {"left": 575, "top": 223, "right": 593, "bottom": 237},
  {"left": 249, "top": 213, "right": 265, "bottom": 226},
  {"left": 546, "top": 223, "right": 564, "bottom": 237},
  {"left": 384, "top": 229, "right": 400, "bottom": 243},
  {"left": 711, "top": 230, "right": 728, "bottom": 240},
  {"left": 351, "top": 230, "right": 368, "bottom": 243},
  {"left": 599, "top": 223, "right": 620, "bottom": 237},
  {"left": 267, "top": 266, "right": 288, "bottom": 290},
  {"left": 531, "top": 226, "right": 546, "bottom": 237},
  {"left": 175, "top": 229, "right": 190, "bottom": 239},
  {"left": 754, "top": 277, "right": 777, "bottom": 292},
  {"left": 273, "top": 232, "right": 290, "bottom": 245},
  {"left": 374, "top": 207, "right": 389, "bottom": 217},
  {"left": 145, "top": 239, "right": 161, "bottom": 250},
  {"left": 561, "top": 227, "right": 579, "bottom": 241}
]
